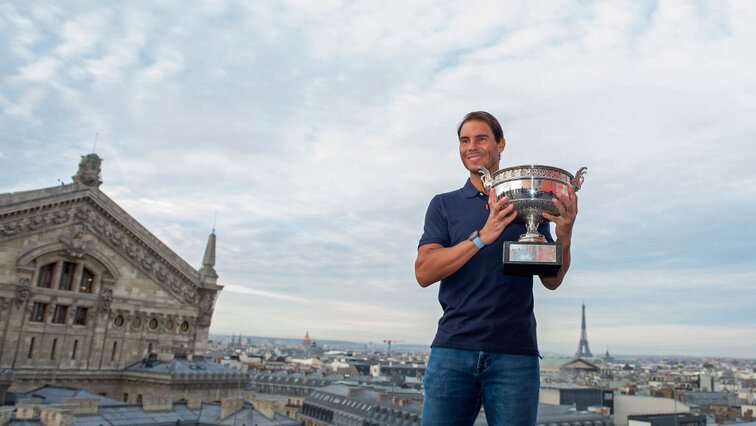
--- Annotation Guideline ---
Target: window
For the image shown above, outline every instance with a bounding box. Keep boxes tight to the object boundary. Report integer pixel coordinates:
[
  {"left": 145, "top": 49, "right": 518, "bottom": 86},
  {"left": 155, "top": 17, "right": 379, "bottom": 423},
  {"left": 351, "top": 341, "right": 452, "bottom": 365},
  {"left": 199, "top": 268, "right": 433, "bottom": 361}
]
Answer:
[
  {"left": 149, "top": 318, "right": 158, "bottom": 330},
  {"left": 37, "top": 263, "right": 55, "bottom": 288},
  {"left": 123, "top": 393, "right": 129, "bottom": 403},
  {"left": 73, "top": 307, "right": 88, "bottom": 325},
  {"left": 28, "top": 337, "right": 35, "bottom": 359},
  {"left": 51, "top": 338, "right": 57, "bottom": 360},
  {"left": 79, "top": 268, "right": 94, "bottom": 293},
  {"left": 58, "top": 262, "right": 76, "bottom": 291},
  {"left": 29, "top": 303, "right": 47, "bottom": 322},
  {"left": 111, "top": 341, "right": 118, "bottom": 361},
  {"left": 72, "top": 340, "right": 78, "bottom": 360},
  {"left": 114, "top": 315, "right": 124, "bottom": 327},
  {"left": 52, "top": 305, "right": 68, "bottom": 324}
]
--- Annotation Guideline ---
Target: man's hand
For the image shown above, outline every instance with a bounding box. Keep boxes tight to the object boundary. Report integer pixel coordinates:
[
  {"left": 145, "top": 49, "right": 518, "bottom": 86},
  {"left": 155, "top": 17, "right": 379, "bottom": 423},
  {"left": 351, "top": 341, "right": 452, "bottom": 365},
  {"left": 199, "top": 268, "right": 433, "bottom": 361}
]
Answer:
[
  {"left": 542, "top": 186, "right": 578, "bottom": 245},
  {"left": 478, "top": 190, "right": 517, "bottom": 245}
]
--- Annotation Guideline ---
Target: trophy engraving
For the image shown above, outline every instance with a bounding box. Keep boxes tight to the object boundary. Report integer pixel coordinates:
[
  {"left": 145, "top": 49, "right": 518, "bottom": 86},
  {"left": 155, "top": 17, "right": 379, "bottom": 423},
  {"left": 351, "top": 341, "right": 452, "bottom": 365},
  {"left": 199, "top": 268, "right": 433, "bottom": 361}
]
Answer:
[{"left": 478, "top": 164, "right": 587, "bottom": 275}]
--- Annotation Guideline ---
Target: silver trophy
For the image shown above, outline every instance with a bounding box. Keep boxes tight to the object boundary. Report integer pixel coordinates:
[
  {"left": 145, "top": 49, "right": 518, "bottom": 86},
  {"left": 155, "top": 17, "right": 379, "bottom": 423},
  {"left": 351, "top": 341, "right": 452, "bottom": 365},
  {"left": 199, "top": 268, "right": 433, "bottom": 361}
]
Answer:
[{"left": 478, "top": 164, "right": 587, "bottom": 275}]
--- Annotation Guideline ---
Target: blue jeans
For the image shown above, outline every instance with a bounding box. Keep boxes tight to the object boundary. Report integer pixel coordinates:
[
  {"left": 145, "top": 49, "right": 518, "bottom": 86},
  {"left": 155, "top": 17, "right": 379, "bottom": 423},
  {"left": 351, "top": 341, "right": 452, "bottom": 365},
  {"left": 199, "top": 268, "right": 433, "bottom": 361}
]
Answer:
[{"left": 422, "top": 347, "right": 539, "bottom": 426}]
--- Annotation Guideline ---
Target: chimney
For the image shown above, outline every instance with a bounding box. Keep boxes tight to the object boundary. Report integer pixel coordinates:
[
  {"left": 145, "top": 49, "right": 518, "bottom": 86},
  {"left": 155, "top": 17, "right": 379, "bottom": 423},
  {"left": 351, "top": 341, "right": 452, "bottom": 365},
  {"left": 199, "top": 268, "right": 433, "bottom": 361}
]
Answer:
[
  {"left": 186, "top": 395, "right": 203, "bottom": 410},
  {"left": 143, "top": 394, "right": 174, "bottom": 412},
  {"left": 61, "top": 398, "right": 100, "bottom": 414},
  {"left": 157, "top": 348, "right": 175, "bottom": 362},
  {"left": 220, "top": 397, "right": 244, "bottom": 420},
  {"left": 0, "top": 407, "right": 14, "bottom": 425},
  {"left": 38, "top": 406, "right": 74, "bottom": 426},
  {"left": 251, "top": 398, "right": 276, "bottom": 420},
  {"left": 16, "top": 399, "right": 43, "bottom": 419}
]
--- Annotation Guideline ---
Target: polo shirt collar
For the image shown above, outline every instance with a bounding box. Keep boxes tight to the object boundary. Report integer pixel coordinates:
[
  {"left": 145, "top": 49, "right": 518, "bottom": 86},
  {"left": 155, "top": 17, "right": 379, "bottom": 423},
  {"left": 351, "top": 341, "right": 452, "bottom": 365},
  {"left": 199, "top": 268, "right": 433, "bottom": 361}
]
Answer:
[{"left": 462, "top": 178, "right": 482, "bottom": 198}]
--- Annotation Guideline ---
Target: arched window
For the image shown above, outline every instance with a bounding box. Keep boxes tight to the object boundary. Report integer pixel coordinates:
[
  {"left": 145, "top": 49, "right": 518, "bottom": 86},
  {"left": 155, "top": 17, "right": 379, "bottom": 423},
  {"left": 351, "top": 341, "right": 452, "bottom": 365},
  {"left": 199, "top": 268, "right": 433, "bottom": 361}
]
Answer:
[
  {"left": 37, "top": 263, "right": 55, "bottom": 288},
  {"left": 58, "top": 262, "right": 76, "bottom": 291},
  {"left": 79, "top": 268, "right": 94, "bottom": 293},
  {"left": 30, "top": 256, "right": 107, "bottom": 297}
]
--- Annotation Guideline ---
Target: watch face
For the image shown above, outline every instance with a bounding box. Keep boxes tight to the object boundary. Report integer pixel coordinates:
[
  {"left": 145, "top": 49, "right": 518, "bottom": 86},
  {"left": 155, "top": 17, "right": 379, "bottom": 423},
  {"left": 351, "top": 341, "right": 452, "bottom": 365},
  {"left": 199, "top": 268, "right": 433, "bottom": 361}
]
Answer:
[{"left": 469, "top": 230, "right": 479, "bottom": 240}]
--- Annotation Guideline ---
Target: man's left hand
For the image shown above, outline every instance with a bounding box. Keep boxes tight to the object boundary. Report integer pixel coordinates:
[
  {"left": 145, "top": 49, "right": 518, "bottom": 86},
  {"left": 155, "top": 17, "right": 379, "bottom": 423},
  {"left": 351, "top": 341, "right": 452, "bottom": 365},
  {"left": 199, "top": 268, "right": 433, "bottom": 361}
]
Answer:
[{"left": 541, "top": 186, "right": 578, "bottom": 244}]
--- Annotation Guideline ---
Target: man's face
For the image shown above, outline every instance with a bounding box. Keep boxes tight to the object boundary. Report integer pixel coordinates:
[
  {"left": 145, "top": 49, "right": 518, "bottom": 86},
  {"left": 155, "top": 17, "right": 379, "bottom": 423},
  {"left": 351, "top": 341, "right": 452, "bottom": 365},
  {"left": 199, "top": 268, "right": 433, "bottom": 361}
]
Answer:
[{"left": 458, "top": 119, "right": 505, "bottom": 173}]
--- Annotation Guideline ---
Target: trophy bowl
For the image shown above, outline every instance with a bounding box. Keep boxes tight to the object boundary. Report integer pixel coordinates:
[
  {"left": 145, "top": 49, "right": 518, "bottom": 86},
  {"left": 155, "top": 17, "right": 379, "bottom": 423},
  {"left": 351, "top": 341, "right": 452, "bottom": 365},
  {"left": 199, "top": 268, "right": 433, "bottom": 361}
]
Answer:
[{"left": 479, "top": 165, "right": 587, "bottom": 243}]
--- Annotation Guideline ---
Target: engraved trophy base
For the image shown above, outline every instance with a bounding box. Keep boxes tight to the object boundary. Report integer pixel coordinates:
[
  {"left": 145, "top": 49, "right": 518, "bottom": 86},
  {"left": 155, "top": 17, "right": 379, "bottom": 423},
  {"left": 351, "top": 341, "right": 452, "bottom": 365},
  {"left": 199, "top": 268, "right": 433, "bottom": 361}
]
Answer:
[{"left": 503, "top": 241, "right": 562, "bottom": 276}]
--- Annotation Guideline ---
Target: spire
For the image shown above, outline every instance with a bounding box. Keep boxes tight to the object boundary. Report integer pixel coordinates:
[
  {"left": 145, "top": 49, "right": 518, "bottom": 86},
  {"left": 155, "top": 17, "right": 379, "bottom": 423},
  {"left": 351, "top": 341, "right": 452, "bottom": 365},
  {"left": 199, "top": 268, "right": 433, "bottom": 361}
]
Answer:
[
  {"left": 575, "top": 303, "right": 593, "bottom": 358},
  {"left": 199, "top": 231, "right": 218, "bottom": 284}
]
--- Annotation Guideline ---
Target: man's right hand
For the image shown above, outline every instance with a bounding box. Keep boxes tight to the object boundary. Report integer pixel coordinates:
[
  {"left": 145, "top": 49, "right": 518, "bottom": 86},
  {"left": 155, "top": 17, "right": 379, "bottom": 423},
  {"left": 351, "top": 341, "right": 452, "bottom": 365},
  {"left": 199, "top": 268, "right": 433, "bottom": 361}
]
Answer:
[{"left": 478, "top": 190, "right": 517, "bottom": 245}]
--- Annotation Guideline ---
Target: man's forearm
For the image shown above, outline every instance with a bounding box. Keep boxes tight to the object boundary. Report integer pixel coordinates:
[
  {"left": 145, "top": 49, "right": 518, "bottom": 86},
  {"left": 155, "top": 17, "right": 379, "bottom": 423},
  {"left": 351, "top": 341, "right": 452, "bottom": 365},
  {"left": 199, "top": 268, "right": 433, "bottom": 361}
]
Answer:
[{"left": 415, "top": 241, "right": 480, "bottom": 287}]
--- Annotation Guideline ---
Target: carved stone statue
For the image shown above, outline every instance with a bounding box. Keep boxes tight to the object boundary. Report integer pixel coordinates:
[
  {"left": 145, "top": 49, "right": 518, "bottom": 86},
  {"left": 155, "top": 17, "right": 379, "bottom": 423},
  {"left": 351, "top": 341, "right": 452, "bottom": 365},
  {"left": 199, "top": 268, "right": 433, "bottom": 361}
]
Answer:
[
  {"left": 97, "top": 288, "right": 113, "bottom": 313},
  {"left": 60, "top": 223, "right": 95, "bottom": 259},
  {"left": 73, "top": 153, "right": 103, "bottom": 187},
  {"left": 16, "top": 278, "right": 31, "bottom": 306}
]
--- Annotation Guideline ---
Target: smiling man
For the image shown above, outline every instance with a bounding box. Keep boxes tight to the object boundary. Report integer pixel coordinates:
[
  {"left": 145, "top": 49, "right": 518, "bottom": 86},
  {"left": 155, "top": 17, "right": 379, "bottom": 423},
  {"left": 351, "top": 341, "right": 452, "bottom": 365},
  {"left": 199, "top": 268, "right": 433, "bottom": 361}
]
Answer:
[{"left": 415, "top": 111, "right": 578, "bottom": 425}]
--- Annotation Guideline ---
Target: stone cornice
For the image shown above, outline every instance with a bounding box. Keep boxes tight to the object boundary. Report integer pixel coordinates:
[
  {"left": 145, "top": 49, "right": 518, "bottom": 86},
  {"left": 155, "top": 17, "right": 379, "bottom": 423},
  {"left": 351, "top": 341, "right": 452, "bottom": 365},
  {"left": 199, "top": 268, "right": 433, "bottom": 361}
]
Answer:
[{"left": 0, "top": 184, "right": 222, "bottom": 307}]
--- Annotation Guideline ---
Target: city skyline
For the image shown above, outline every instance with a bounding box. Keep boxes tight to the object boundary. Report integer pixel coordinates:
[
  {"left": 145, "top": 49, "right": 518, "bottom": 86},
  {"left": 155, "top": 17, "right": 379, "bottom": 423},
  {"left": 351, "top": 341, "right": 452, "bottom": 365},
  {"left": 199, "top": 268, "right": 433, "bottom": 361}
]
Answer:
[{"left": 2, "top": 1, "right": 755, "bottom": 358}]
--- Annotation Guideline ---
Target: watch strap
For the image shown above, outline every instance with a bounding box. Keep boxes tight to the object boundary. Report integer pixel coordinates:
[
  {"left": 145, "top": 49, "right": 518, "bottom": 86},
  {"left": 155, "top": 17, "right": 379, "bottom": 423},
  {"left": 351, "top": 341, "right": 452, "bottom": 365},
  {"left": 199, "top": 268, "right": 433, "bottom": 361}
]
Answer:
[
  {"left": 472, "top": 236, "right": 484, "bottom": 249},
  {"left": 468, "top": 230, "right": 485, "bottom": 249}
]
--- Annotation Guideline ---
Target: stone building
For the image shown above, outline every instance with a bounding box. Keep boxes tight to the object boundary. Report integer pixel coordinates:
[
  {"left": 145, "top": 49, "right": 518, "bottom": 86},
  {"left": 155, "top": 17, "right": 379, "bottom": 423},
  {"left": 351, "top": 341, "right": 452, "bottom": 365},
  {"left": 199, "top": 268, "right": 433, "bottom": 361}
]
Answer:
[
  {"left": 0, "top": 154, "right": 223, "bottom": 397},
  {"left": 7, "top": 384, "right": 301, "bottom": 425}
]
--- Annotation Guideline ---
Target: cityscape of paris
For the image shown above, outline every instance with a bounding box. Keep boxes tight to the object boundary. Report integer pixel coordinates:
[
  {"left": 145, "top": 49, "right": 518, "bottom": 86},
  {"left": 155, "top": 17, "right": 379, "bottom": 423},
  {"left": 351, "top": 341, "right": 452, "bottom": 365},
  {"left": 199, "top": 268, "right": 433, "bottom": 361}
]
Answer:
[{"left": 2, "top": 1, "right": 755, "bottom": 425}]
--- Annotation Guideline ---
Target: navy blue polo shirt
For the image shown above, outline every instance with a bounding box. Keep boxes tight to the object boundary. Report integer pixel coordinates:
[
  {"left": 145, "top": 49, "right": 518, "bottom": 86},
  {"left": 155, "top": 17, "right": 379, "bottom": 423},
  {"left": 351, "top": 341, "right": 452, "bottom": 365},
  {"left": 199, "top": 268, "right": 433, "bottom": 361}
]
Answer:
[{"left": 419, "top": 178, "right": 553, "bottom": 355}]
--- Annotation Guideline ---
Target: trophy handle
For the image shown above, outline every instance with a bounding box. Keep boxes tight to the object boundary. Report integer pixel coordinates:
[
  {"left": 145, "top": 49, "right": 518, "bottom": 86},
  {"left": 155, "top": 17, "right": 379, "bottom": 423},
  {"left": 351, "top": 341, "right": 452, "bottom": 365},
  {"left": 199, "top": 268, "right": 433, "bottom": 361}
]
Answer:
[
  {"left": 572, "top": 167, "right": 588, "bottom": 191},
  {"left": 478, "top": 166, "right": 493, "bottom": 192}
]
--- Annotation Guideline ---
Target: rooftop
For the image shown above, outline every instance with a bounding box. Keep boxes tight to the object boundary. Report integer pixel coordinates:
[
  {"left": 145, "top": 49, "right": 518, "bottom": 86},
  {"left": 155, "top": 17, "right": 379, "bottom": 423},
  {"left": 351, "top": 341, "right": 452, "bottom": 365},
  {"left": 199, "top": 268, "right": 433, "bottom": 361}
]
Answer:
[{"left": 7, "top": 385, "right": 125, "bottom": 407}]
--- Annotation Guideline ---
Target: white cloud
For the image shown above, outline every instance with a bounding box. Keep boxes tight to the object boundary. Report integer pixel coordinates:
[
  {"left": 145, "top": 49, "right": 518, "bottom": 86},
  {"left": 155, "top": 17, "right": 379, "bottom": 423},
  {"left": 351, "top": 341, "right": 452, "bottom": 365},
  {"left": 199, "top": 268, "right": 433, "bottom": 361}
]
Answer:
[{"left": 3, "top": 0, "right": 756, "bottom": 357}]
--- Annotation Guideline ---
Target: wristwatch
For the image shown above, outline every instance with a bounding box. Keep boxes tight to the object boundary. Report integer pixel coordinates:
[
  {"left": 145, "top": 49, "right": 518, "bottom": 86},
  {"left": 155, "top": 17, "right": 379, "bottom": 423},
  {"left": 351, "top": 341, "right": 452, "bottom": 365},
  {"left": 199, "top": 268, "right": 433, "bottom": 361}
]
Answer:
[{"left": 468, "top": 230, "right": 485, "bottom": 249}]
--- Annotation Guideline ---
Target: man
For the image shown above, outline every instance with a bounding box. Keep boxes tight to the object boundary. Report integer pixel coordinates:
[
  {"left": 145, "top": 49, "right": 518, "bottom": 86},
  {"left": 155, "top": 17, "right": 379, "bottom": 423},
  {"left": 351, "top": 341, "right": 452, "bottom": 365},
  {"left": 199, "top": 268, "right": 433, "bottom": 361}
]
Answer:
[{"left": 415, "top": 111, "right": 578, "bottom": 426}]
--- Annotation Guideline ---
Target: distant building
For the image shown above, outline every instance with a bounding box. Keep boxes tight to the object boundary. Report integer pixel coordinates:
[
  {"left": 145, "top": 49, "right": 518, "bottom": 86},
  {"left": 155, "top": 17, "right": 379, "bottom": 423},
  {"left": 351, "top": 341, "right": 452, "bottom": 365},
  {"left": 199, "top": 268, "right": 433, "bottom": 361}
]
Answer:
[
  {"left": 249, "top": 372, "right": 334, "bottom": 397},
  {"left": 684, "top": 391, "right": 740, "bottom": 424},
  {"left": 6, "top": 384, "right": 300, "bottom": 425},
  {"left": 561, "top": 358, "right": 601, "bottom": 373},
  {"left": 627, "top": 413, "right": 706, "bottom": 426},
  {"left": 303, "top": 331, "right": 312, "bottom": 350},
  {"left": 298, "top": 384, "right": 422, "bottom": 426},
  {"left": 539, "top": 383, "right": 613, "bottom": 412},
  {"left": 535, "top": 403, "right": 613, "bottom": 426},
  {"left": 575, "top": 303, "right": 593, "bottom": 358},
  {"left": 120, "top": 353, "right": 247, "bottom": 403},
  {"left": 0, "top": 154, "right": 224, "bottom": 400},
  {"left": 613, "top": 394, "right": 690, "bottom": 426}
]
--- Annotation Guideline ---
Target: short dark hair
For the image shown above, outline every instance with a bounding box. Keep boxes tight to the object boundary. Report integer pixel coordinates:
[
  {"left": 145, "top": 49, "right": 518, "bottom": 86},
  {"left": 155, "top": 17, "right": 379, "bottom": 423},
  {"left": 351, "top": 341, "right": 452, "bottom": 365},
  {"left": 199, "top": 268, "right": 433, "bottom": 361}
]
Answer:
[{"left": 457, "top": 111, "right": 503, "bottom": 142}]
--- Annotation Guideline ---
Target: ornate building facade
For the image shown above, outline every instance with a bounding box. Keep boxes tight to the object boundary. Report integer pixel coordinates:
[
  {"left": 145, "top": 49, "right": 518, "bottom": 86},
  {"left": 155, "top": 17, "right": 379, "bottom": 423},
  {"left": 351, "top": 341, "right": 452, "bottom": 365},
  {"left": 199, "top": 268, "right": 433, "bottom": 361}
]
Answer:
[{"left": 0, "top": 154, "right": 223, "bottom": 396}]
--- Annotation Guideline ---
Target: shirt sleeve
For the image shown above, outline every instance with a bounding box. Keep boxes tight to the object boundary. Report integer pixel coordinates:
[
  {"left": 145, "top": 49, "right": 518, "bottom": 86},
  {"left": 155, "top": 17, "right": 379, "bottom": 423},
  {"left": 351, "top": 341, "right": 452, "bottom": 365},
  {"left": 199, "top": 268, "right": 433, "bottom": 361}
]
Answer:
[{"left": 418, "top": 195, "right": 450, "bottom": 247}]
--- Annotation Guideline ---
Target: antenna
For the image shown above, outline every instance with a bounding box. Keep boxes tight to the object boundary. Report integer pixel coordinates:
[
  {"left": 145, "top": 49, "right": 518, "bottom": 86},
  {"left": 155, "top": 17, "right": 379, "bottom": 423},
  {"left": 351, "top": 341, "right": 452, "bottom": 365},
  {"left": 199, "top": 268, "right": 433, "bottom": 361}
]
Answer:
[
  {"left": 212, "top": 211, "right": 217, "bottom": 233},
  {"left": 92, "top": 133, "right": 99, "bottom": 153}
]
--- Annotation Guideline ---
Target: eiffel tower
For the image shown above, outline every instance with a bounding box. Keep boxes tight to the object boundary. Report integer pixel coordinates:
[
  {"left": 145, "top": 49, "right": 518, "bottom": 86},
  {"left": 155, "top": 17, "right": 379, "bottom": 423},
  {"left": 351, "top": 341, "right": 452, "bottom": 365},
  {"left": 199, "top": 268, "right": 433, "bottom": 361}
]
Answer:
[{"left": 575, "top": 303, "right": 593, "bottom": 358}]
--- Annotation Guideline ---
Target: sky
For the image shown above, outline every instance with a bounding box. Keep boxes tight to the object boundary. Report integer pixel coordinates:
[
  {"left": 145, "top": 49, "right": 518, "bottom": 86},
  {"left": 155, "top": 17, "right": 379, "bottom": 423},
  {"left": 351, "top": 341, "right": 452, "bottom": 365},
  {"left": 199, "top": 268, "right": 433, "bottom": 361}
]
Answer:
[{"left": 1, "top": 0, "right": 755, "bottom": 358}]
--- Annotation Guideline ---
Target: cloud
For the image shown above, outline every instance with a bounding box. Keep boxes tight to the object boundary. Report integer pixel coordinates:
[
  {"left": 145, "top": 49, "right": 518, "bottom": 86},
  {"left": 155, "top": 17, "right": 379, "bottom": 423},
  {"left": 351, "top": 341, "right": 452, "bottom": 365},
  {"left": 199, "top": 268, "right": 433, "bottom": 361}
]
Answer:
[{"left": 2, "top": 0, "right": 756, "bottom": 357}]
